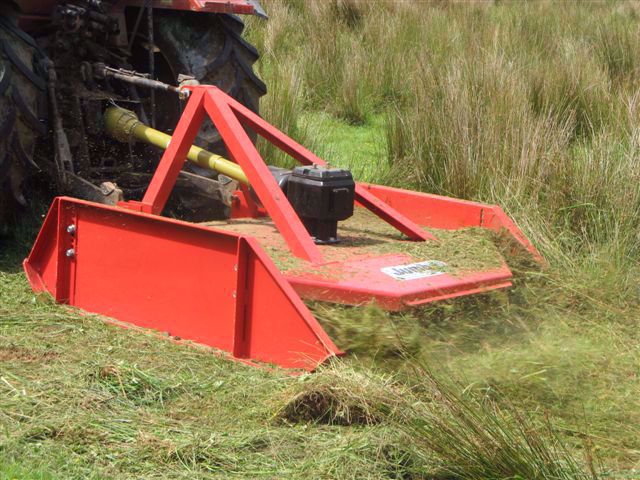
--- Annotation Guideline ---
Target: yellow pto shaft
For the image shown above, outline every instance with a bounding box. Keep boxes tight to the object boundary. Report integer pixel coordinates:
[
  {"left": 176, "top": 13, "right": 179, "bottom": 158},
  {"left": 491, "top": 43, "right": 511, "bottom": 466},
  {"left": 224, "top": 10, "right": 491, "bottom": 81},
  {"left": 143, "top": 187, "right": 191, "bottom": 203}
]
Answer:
[{"left": 103, "top": 107, "right": 249, "bottom": 185}]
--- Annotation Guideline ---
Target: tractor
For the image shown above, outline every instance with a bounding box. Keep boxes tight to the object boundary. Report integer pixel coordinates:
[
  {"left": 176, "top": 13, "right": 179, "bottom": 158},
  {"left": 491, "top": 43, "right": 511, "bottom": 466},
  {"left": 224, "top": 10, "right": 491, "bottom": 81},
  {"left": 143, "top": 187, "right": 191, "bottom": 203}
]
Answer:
[{"left": 0, "top": 0, "right": 266, "bottom": 231}]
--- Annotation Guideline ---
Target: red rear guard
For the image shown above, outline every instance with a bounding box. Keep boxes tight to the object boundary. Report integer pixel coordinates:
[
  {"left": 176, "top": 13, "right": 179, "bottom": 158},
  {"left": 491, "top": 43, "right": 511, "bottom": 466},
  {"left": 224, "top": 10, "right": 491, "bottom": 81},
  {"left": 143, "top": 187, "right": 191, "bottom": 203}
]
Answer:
[{"left": 24, "top": 197, "right": 341, "bottom": 370}]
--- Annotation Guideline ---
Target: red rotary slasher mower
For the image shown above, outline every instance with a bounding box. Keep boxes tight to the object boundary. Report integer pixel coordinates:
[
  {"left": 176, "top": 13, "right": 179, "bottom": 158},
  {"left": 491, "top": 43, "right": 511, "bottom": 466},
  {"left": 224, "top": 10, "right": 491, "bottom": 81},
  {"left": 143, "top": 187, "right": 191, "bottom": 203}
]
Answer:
[{"left": 23, "top": 85, "right": 541, "bottom": 371}]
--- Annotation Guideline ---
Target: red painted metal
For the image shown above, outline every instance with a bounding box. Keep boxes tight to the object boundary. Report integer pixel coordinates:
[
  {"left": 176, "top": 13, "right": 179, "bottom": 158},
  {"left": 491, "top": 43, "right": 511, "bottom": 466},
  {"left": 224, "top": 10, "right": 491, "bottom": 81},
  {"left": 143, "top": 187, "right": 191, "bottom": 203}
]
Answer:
[
  {"left": 24, "top": 197, "right": 341, "bottom": 370},
  {"left": 142, "top": 88, "right": 207, "bottom": 214},
  {"left": 140, "top": 86, "right": 435, "bottom": 263},
  {"left": 360, "top": 183, "right": 542, "bottom": 261},
  {"left": 131, "top": 85, "right": 437, "bottom": 263},
  {"left": 226, "top": 90, "right": 435, "bottom": 242},
  {"left": 148, "top": 0, "right": 258, "bottom": 15},
  {"left": 279, "top": 183, "right": 542, "bottom": 311},
  {"left": 23, "top": 84, "right": 542, "bottom": 371},
  {"left": 288, "top": 264, "right": 514, "bottom": 311},
  {"left": 15, "top": 0, "right": 259, "bottom": 17},
  {"left": 203, "top": 88, "right": 325, "bottom": 263},
  {"left": 15, "top": 1, "right": 262, "bottom": 32},
  {"left": 274, "top": 178, "right": 542, "bottom": 309},
  {"left": 230, "top": 190, "right": 266, "bottom": 219}
]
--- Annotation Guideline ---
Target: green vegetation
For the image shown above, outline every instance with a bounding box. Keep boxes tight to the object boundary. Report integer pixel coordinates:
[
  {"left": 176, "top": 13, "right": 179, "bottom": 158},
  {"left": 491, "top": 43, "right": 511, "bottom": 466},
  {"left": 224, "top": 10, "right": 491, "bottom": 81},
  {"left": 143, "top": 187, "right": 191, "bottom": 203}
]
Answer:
[
  {"left": 248, "top": 0, "right": 640, "bottom": 280},
  {"left": 1, "top": 236, "right": 596, "bottom": 479},
  {"left": 2, "top": 0, "right": 640, "bottom": 478},
  {"left": 243, "top": 1, "right": 640, "bottom": 475}
]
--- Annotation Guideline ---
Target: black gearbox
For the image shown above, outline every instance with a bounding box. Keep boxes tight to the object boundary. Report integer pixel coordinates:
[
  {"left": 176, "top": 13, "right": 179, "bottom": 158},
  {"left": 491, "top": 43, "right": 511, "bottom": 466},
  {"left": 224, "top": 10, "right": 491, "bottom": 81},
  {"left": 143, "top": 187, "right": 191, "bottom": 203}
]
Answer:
[{"left": 286, "top": 166, "right": 355, "bottom": 244}]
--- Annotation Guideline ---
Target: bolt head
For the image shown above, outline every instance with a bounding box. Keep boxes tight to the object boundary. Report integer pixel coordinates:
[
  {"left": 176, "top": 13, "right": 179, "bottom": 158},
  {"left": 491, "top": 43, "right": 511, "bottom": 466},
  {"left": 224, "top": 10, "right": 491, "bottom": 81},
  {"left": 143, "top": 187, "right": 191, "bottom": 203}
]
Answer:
[
  {"left": 66, "top": 224, "right": 76, "bottom": 235},
  {"left": 65, "top": 248, "right": 75, "bottom": 258}
]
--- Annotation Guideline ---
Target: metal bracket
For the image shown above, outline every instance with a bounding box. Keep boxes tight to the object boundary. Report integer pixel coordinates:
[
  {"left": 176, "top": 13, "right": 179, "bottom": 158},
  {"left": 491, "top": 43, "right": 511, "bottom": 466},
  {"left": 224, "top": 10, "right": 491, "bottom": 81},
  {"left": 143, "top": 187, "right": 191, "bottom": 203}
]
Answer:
[{"left": 127, "top": 85, "right": 434, "bottom": 265}]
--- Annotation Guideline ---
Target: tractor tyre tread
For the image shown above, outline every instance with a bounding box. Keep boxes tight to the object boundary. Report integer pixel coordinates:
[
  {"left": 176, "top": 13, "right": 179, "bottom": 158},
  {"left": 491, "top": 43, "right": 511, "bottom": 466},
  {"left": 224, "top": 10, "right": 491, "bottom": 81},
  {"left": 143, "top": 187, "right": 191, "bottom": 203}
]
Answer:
[
  {"left": 0, "top": 16, "right": 47, "bottom": 232},
  {"left": 153, "top": 11, "right": 266, "bottom": 155}
]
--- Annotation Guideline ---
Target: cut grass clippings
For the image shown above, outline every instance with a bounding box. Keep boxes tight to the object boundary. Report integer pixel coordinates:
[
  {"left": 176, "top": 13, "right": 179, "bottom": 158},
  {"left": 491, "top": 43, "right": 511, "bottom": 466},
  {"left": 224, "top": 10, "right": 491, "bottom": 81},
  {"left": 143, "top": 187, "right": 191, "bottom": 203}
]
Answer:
[
  {"left": 207, "top": 208, "right": 507, "bottom": 277},
  {"left": 276, "top": 363, "right": 600, "bottom": 480},
  {"left": 0, "top": 226, "right": 602, "bottom": 479},
  {"left": 275, "top": 364, "right": 406, "bottom": 426}
]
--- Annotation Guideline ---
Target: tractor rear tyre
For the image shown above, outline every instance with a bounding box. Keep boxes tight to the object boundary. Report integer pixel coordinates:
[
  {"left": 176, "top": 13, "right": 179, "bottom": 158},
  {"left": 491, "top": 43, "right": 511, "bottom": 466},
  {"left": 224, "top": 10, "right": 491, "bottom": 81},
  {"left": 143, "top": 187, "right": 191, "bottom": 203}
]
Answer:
[
  {"left": 149, "top": 11, "right": 266, "bottom": 157},
  {"left": 0, "top": 8, "right": 47, "bottom": 235}
]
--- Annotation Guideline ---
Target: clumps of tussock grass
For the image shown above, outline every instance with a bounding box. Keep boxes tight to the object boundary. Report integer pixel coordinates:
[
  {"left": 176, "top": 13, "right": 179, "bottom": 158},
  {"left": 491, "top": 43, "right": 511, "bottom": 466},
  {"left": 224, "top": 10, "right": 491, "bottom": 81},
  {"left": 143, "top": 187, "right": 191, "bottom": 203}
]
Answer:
[
  {"left": 254, "top": 59, "right": 320, "bottom": 169},
  {"left": 247, "top": 0, "right": 640, "bottom": 298},
  {"left": 399, "top": 365, "right": 600, "bottom": 480},
  {"left": 275, "top": 364, "right": 406, "bottom": 425},
  {"left": 275, "top": 361, "right": 599, "bottom": 478}
]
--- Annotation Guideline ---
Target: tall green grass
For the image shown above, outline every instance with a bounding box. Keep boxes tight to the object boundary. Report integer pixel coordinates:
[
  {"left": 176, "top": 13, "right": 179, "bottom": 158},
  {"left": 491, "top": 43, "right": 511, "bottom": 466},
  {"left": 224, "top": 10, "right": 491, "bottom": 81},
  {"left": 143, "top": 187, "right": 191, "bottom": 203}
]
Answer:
[
  {"left": 277, "top": 362, "right": 601, "bottom": 479},
  {"left": 246, "top": 0, "right": 640, "bottom": 296},
  {"left": 243, "top": 2, "right": 640, "bottom": 475}
]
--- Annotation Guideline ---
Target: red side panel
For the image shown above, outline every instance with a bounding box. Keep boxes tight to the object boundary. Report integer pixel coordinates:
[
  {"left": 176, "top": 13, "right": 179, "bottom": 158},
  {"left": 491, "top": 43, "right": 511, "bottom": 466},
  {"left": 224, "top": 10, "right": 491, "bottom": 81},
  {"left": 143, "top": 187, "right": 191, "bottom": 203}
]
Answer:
[
  {"left": 23, "top": 197, "right": 341, "bottom": 371},
  {"left": 238, "top": 237, "right": 338, "bottom": 365},
  {"left": 23, "top": 198, "right": 61, "bottom": 296},
  {"left": 360, "top": 183, "right": 542, "bottom": 260}
]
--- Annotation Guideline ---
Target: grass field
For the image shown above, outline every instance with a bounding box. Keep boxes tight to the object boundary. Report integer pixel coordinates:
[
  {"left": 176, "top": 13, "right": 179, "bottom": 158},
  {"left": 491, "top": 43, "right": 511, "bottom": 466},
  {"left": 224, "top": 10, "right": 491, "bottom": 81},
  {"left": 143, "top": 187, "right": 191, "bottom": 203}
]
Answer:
[{"left": 2, "top": 0, "right": 640, "bottom": 478}]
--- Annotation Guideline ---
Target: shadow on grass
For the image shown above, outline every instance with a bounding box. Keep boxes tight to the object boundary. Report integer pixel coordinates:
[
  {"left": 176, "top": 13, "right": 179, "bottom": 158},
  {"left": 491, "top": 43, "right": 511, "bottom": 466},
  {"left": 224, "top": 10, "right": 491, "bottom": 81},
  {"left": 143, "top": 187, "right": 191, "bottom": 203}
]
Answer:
[{"left": 0, "top": 204, "right": 49, "bottom": 274}]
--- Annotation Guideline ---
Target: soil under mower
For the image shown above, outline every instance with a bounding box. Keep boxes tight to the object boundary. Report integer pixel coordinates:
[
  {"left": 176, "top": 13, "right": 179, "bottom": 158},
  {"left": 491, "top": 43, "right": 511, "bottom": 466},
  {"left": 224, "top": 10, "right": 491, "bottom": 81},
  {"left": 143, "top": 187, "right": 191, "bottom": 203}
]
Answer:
[{"left": 23, "top": 85, "right": 540, "bottom": 371}]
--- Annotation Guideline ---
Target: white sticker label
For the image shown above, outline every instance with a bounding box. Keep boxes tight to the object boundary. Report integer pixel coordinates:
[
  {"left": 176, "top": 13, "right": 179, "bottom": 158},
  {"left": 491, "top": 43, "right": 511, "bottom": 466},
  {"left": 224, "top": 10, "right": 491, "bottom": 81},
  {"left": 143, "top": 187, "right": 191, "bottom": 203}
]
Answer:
[{"left": 381, "top": 260, "right": 447, "bottom": 281}]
